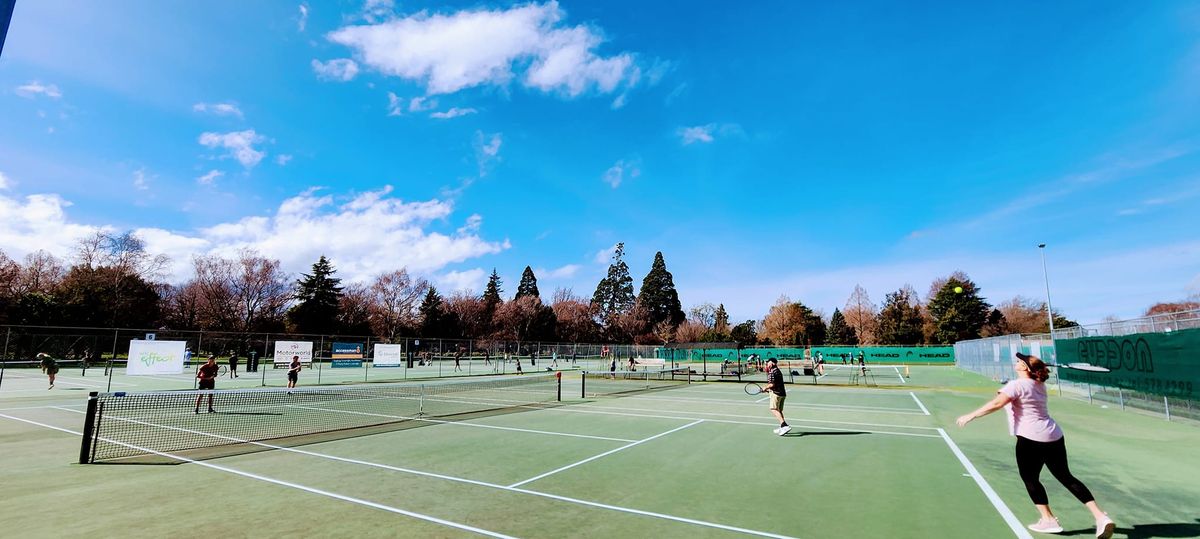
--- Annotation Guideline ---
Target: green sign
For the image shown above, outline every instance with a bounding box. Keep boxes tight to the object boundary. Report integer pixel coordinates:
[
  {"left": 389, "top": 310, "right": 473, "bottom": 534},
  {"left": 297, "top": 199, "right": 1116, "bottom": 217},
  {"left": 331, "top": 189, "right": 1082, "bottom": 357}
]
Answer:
[
  {"left": 331, "top": 359, "right": 363, "bottom": 368},
  {"left": 1056, "top": 328, "right": 1197, "bottom": 399},
  {"left": 660, "top": 346, "right": 954, "bottom": 364}
]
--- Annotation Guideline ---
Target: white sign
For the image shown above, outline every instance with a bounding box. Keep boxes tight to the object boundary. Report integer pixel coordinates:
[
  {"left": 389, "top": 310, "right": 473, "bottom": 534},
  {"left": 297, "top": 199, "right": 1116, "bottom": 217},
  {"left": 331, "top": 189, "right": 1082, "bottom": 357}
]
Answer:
[
  {"left": 126, "top": 340, "right": 187, "bottom": 375},
  {"left": 145, "top": 333, "right": 156, "bottom": 341},
  {"left": 373, "top": 344, "right": 404, "bottom": 367},
  {"left": 273, "top": 341, "right": 314, "bottom": 366}
]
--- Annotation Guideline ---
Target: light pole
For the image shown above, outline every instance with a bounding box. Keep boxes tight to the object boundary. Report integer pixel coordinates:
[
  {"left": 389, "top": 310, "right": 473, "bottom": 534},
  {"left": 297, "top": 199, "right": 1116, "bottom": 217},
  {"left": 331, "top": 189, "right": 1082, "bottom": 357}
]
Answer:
[{"left": 1038, "top": 243, "right": 1056, "bottom": 339}]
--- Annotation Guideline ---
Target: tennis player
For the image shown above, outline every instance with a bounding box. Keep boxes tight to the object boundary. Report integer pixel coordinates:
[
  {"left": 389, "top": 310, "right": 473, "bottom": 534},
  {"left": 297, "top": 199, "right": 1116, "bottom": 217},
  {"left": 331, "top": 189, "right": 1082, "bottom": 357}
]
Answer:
[
  {"left": 956, "top": 353, "right": 1115, "bottom": 538},
  {"left": 514, "top": 358, "right": 523, "bottom": 375},
  {"left": 764, "top": 358, "right": 791, "bottom": 436},
  {"left": 37, "top": 353, "right": 58, "bottom": 389},
  {"left": 287, "top": 355, "right": 301, "bottom": 390},
  {"left": 195, "top": 355, "right": 219, "bottom": 413},
  {"left": 228, "top": 350, "right": 239, "bottom": 378}
]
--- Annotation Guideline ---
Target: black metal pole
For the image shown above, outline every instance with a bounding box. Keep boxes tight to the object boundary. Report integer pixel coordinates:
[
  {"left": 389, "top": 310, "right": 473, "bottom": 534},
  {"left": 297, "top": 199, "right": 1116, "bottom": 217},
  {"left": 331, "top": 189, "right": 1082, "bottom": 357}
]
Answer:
[{"left": 79, "top": 392, "right": 98, "bottom": 464}]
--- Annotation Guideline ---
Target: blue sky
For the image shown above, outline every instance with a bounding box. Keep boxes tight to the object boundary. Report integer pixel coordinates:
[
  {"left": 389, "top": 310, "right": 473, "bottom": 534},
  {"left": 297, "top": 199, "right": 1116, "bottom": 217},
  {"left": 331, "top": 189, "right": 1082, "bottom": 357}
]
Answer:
[{"left": 1, "top": 0, "right": 1198, "bottom": 324}]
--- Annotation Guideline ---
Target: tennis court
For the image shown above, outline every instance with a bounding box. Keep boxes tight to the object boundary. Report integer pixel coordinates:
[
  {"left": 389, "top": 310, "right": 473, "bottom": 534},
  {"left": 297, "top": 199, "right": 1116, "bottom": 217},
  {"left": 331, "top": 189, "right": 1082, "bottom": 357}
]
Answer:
[{"left": 2, "top": 367, "right": 1198, "bottom": 538}]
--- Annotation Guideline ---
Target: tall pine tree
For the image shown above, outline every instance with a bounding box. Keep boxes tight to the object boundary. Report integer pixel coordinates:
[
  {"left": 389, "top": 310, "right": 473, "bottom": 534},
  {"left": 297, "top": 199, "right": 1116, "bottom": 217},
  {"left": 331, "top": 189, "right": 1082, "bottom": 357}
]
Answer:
[
  {"left": 481, "top": 269, "right": 503, "bottom": 331},
  {"left": 591, "top": 243, "right": 635, "bottom": 331},
  {"left": 827, "top": 308, "right": 859, "bottom": 345},
  {"left": 635, "top": 251, "right": 685, "bottom": 329},
  {"left": 515, "top": 266, "right": 540, "bottom": 300},
  {"left": 714, "top": 304, "right": 730, "bottom": 334},
  {"left": 287, "top": 256, "right": 343, "bottom": 334},
  {"left": 927, "top": 276, "right": 990, "bottom": 343},
  {"left": 418, "top": 286, "right": 458, "bottom": 337}
]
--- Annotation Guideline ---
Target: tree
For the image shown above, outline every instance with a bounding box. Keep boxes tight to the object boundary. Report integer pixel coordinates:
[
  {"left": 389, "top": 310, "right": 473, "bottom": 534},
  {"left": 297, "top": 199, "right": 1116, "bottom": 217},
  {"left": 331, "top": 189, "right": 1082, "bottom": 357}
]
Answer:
[
  {"left": 876, "top": 286, "right": 925, "bottom": 345},
  {"left": 635, "top": 251, "right": 685, "bottom": 329},
  {"left": 843, "top": 284, "right": 878, "bottom": 344},
  {"left": 827, "top": 308, "right": 858, "bottom": 345},
  {"left": 996, "top": 296, "right": 1046, "bottom": 334},
  {"left": 230, "top": 250, "right": 291, "bottom": 333},
  {"left": 713, "top": 304, "right": 730, "bottom": 334},
  {"left": 159, "top": 281, "right": 203, "bottom": 329},
  {"left": 591, "top": 242, "right": 635, "bottom": 335},
  {"left": 515, "top": 266, "right": 540, "bottom": 300},
  {"left": 74, "top": 231, "right": 170, "bottom": 282},
  {"left": 730, "top": 320, "right": 758, "bottom": 345},
  {"left": 688, "top": 303, "right": 718, "bottom": 328},
  {"left": 981, "top": 308, "right": 1009, "bottom": 337},
  {"left": 288, "top": 256, "right": 344, "bottom": 334},
  {"left": 673, "top": 320, "right": 708, "bottom": 342},
  {"left": 551, "top": 288, "right": 599, "bottom": 343},
  {"left": 56, "top": 265, "right": 160, "bottom": 328},
  {"left": 369, "top": 269, "right": 429, "bottom": 340},
  {"left": 495, "top": 296, "right": 556, "bottom": 343},
  {"left": 445, "top": 292, "right": 487, "bottom": 338},
  {"left": 758, "top": 296, "right": 824, "bottom": 345},
  {"left": 926, "top": 274, "right": 991, "bottom": 343},
  {"left": 14, "top": 250, "right": 65, "bottom": 294},
  {"left": 418, "top": 286, "right": 459, "bottom": 338},
  {"left": 338, "top": 283, "right": 374, "bottom": 336},
  {"left": 481, "top": 268, "right": 503, "bottom": 330}
]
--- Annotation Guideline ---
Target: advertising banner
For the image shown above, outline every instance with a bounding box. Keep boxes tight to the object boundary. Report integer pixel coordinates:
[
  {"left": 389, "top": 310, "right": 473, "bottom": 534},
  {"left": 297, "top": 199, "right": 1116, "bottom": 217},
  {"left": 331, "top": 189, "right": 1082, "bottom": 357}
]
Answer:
[
  {"left": 126, "top": 340, "right": 187, "bottom": 375},
  {"left": 273, "top": 341, "right": 314, "bottom": 366},
  {"left": 373, "top": 344, "right": 404, "bottom": 367}
]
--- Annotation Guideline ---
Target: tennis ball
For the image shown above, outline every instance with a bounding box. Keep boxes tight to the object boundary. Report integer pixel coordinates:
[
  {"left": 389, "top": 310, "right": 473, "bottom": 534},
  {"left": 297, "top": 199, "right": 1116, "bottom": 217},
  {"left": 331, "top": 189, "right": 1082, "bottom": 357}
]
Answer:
[{"left": 953, "top": 286, "right": 963, "bottom": 294}]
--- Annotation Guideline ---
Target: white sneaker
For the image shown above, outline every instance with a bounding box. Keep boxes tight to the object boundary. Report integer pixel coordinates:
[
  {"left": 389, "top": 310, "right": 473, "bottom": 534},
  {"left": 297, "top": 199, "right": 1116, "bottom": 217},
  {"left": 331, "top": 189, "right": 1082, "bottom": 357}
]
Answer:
[
  {"left": 777, "top": 425, "right": 792, "bottom": 436},
  {"left": 1027, "top": 517, "right": 1063, "bottom": 534},
  {"left": 1095, "top": 515, "right": 1114, "bottom": 539}
]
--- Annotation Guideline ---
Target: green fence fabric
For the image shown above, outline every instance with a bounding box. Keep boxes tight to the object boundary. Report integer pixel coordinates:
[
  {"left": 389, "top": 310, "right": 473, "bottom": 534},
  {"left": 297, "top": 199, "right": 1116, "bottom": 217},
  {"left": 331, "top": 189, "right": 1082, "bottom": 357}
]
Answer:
[
  {"left": 657, "top": 346, "right": 954, "bottom": 364},
  {"left": 1056, "top": 328, "right": 1198, "bottom": 399}
]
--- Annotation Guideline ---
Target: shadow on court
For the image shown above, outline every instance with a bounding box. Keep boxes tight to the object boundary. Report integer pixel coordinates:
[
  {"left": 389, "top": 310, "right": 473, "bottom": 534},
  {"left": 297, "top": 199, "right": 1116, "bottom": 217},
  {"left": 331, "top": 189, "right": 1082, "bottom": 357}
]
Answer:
[
  {"left": 1060, "top": 519, "right": 1200, "bottom": 538},
  {"left": 787, "top": 431, "right": 869, "bottom": 437}
]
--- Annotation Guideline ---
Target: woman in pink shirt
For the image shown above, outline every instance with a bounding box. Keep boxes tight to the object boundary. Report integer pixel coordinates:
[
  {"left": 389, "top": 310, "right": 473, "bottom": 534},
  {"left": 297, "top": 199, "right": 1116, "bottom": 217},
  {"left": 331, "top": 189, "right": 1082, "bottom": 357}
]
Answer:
[{"left": 957, "top": 353, "right": 1115, "bottom": 538}]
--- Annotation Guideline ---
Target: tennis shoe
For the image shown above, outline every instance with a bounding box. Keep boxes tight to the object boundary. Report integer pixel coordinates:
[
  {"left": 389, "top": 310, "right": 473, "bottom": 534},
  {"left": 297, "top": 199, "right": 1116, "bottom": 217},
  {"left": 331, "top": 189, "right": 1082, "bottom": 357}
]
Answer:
[
  {"left": 778, "top": 425, "right": 792, "bottom": 436},
  {"left": 1095, "top": 515, "right": 1114, "bottom": 539},
  {"left": 1027, "top": 517, "right": 1063, "bottom": 534}
]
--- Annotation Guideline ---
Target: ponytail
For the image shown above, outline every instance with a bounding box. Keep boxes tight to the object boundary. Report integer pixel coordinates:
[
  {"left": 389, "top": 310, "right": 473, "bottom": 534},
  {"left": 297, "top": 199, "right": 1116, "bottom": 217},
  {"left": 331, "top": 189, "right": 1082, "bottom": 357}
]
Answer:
[{"left": 1028, "top": 358, "right": 1051, "bottom": 383}]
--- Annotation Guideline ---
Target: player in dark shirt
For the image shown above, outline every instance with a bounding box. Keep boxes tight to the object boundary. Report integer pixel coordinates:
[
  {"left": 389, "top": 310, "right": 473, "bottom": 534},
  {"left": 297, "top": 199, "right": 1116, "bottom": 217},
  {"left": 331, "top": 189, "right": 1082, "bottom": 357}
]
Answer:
[
  {"left": 38, "top": 353, "right": 59, "bottom": 389},
  {"left": 195, "top": 356, "right": 219, "bottom": 413},
  {"left": 287, "top": 355, "right": 301, "bottom": 391},
  {"left": 764, "top": 358, "right": 791, "bottom": 435},
  {"left": 228, "top": 351, "right": 239, "bottom": 378}
]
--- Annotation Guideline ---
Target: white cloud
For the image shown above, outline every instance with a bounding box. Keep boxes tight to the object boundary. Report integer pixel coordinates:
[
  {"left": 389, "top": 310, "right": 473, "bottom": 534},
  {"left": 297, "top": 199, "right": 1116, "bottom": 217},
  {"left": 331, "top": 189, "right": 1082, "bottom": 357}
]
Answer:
[
  {"left": 677, "top": 123, "right": 741, "bottom": 145},
  {"left": 430, "top": 107, "right": 477, "bottom": 119},
  {"left": 193, "top": 102, "right": 244, "bottom": 119},
  {"left": 15, "top": 81, "right": 62, "bottom": 99},
  {"left": 594, "top": 243, "right": 618, "bottom": 264},
  {"left": 196, "top": 170, "right": 224, "bottom": 186},
  {"left": 387, "top": 92, "right": 404, "bottom": 116},
  {"left": 298, "top": 4, "right": 309, "bottom": 31},
  {"left": 311, "top": 58, "right": 360, "bottom": 81},
  {"left": 0, "top": 171, "right": 11, "bottom": 190},
  {"left": 361, "top": 0, "right": 396, "bottom": 23},
  {"left": 198, "top": 129, "right": 267, "bottom": 168},
  {"left": 325, "top": 2, "right": 639, "bottom": 97},
  {"left": 409, "top": 96, "right": 436, "bottom": 112},
  {"left": 276, "top": 154, "right": 294, "bottom": 166},
  {"left": 602, "top": 158, "right": 640, "bottom": 188},
  {"left": 474, "top": 131, "right": 502, "bottom": 177},
  {"left": 457, "top": 213, "right": 482, "bottom": 235},
  {"left": 132, "top": 169, "right": 150, "bottom": 191},
  {"left": 536, "top": 264, "right": 581, "bottom": 279},
  {"left": 437, "top": 268, "right": 487, "bottom": 294},
  {"left": 0, "top": 193, "right": 106, "bottom": 258}
]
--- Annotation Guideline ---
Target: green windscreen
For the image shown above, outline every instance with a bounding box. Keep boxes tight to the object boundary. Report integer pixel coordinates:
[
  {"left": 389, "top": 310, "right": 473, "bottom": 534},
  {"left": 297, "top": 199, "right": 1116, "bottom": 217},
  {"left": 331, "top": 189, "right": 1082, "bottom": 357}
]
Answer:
[{"left": 1055, "top": 328, "right": 1198, "bottom": 399}]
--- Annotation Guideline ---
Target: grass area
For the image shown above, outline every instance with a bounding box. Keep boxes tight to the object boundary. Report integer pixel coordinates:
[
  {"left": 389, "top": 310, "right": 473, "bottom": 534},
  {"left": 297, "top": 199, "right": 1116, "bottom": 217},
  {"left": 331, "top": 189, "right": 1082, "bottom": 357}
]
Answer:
[{"left": 1, "top": 366, "right": 1198, "bottom": 538}]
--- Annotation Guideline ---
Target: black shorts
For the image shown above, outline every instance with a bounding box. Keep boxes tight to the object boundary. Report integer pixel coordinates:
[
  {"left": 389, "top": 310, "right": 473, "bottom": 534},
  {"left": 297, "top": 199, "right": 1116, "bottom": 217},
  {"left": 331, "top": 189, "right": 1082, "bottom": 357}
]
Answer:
[
  {"left": 198, "top": 379, "right": 215, "bottom": 390},
  {"left": 287, "top": 372, "right": 298, "bottom": 382}
]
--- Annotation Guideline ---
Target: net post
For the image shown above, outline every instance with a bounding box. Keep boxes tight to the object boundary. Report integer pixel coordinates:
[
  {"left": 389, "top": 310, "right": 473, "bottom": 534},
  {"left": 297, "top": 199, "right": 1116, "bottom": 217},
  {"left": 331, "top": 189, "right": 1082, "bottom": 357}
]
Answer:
[
  {"left": 581, "top": 371, "right": 586, "bottom": 399},
  {"left": 79, "top": 392, "right": 99, "bottom": 464},
  {"left": 556, "top": 371, "right": 562, "bottom": 401}
]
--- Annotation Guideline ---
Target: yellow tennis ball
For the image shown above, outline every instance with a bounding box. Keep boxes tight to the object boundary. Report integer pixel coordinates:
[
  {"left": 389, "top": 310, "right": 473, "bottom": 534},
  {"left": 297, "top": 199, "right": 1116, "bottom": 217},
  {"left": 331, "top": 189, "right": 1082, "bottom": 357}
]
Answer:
[{"left": 954, "top": 286, "right": 963, "bottom": 293}]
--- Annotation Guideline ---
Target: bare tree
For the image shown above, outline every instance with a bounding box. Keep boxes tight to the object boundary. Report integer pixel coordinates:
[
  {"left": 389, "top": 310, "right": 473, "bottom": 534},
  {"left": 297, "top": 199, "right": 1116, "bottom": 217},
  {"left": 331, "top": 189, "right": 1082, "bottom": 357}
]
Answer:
[
  {"left": 445, "top": 291, "right": 487, "bottom": 338},
  {"left": 758, "top": 295, "right": 805, "bottom": 345},
  {"left": 672, "top": 320, "right": 708, "bottom": 343},
  {"left": 159, "top": 281, "right": 203, "bottom": 329},
  {"left": 368, "top": 269, "right": 430, "bottom": 340},
  {"left": 15, "top": 250, "right": 66, "bottom": 294},
  {"left": 997, "top": 296, "right": 1051, "bottom": 334},
  {"left": 551, "top": 288, "right": 598, "bottom": 343},
  {"left": 231, "top": 249, "right": 290, "bottom": 332},
  {"left": 688, "top": 303, "right": 718, "bottom": 328},
  {"left": 74, "top": 231, "right": 170, "bottom": 281},
  {"left": 843, "top": 284, "right": 878, "bottom": 344},
  {"left": 191, "top": 254, "right": 238, "bottom": 330},
  {"left": 0, "top": 250, "right": 19, "bottom": 299}
]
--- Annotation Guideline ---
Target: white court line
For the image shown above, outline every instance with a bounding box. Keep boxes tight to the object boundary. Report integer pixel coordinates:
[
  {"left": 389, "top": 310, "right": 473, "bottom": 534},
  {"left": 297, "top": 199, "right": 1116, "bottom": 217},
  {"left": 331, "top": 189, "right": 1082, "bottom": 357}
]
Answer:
[
  {"left": 47, "top": 408, "right": 798, "bottom": 539},
  {"left": 937, "top": 428, "right": 1032, "bottom": 539},
  {"left": 910, "top": 392, "right": 931, "bottom": 416},
  {"left": 291, "top": 404, "right": 638, "bottom": 443},
  {"left": 0, "top": 411, "right": 516, "bottom": 539},
  {"left": 622, "top": 393, "right": 923, "bottom": 413},
  {"left": 893, "top": 366, "right": 906, "bottom": 384},
  {"left": 508, "top": 420, "right": 703, "bottom": 488},
  {"left": 756, "top": 396, "right": 768, "bottom": 403}
]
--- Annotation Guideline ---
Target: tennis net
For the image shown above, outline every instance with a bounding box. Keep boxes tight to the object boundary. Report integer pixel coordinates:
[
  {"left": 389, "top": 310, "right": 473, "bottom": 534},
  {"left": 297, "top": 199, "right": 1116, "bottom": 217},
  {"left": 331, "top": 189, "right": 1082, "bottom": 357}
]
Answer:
[
  {"left": 79, "top": 373, "right": 561, "bottom": 463},
  {"left": 580, "top": 367, "right": 690, "bottom": 398}
]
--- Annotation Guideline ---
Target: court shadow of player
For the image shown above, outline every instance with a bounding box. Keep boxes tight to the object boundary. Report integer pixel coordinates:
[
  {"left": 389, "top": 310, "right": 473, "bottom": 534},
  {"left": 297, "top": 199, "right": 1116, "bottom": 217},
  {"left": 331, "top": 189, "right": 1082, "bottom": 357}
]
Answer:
[
  {"left": 1060, "top": 519, "right": 1200, "bottom": 538},
  {"left": 211, "top": 411, "right": 283, "bottom": 416},
  {"left": 787, "top": 431, "right": 868, "bottom": 437}
]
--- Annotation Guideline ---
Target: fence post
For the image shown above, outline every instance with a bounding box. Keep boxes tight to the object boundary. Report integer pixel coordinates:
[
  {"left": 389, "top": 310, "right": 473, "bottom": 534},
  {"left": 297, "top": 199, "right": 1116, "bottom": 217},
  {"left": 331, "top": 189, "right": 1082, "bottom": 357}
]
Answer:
[
  {"left": 1164, "top": 396, "right": 1171, "bottom": 421},
  {"left": 1087, "top": 383, "right": 1092, "bottom": 404},
  {"left": 262, "top": 334, "right": 270, "bottom": 387},
  {"left": 317, "top": 335, "right": 324, "bottom": 385},
  {"left": 107, "top": 330, "right": 119, "bottom": 392},
  {"left": 364, "top": 336, "right": 371, "bottom": 383},
  {"left": 1118, "top": 388, "right": 1124, "bottom": 411},
  {"left": 0, "top": 327, "right": 9, "bottom": 390}
]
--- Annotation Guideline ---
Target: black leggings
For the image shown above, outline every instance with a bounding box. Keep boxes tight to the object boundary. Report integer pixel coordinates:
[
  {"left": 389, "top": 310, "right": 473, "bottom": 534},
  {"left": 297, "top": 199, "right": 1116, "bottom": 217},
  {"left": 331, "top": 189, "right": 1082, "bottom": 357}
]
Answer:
[{"left": 1015, "top": 436, "right": 1094, "bottom": 505}]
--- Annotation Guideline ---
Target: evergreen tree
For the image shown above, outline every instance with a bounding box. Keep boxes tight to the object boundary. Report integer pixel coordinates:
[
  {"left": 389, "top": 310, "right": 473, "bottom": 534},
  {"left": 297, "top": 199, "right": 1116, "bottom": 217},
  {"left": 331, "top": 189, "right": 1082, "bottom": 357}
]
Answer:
[
  {"left": 827, "top": 308, "right": 858, "bottom": 345},
  {"left": 876, "top": 287, "right": 925, "bottom": 345},
  {"left": 481, "top": 268, "right": 503, "bottom": 331},
  {"left": 730, "top": 320, "right": 757, "bottom": 345},
  {"left": 927, "top": 276, "right": 991, "bottom": 343},
  {"left": 714, "top": 304, "right": 730, "bottom": 334},
  {"left": 981, "top": 308, "right": 1008, "bottom": 337},
  {"left": 635, "top": 251, "right": 685, "bottom": 329},
  {"left": 590, "top": 243, "right": 635, "bottom": 331},
  {"left": 418, "top": 286, "right": 459, "bottom": 337},
  {"left": 287, "top": 256, "right": 343, "bottom": 334},
  {"left": 515, "top": 266, "right": 540, "bottom": 300}
]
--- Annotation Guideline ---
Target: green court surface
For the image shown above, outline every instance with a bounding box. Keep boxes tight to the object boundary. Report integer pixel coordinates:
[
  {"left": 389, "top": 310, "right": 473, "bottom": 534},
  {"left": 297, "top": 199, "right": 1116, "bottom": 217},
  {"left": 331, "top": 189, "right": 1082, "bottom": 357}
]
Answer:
[{"left": 1, "top": 367, "right": 1198, "bottom": 538}]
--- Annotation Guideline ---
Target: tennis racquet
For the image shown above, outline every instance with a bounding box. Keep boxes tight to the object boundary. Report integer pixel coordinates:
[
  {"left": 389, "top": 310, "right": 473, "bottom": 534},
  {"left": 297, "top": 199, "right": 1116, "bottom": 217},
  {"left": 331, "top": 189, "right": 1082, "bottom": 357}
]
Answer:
[
  {"left": 744, "top": 383, "right": 765, "bottom": 396},
  {"left": 1050, "top": 362, "right": 1111, "bottom": 373}
]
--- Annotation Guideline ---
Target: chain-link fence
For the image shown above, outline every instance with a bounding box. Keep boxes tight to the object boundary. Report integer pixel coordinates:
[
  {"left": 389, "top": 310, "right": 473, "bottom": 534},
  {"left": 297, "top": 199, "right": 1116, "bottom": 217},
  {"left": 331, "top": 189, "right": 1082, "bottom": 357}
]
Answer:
[
  {"left": 955, "top": 308, "right": 1200, "bottom": 422},
  {"left": 0, "top": 324, "right": 667, "bottom": 393}
]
